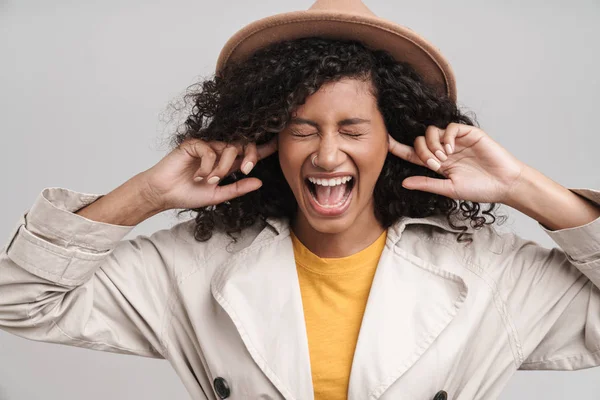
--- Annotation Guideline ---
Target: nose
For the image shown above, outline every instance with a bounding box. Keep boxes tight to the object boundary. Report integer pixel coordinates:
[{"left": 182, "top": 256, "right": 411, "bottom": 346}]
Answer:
[{"left": 313, "top": 133, "right": 345, "bottom": 171}]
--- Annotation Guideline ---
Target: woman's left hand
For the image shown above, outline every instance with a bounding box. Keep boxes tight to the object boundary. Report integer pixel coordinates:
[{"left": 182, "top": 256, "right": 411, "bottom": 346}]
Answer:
[{"left": 388, "top": 123, "right": 527, "bottom": 204}]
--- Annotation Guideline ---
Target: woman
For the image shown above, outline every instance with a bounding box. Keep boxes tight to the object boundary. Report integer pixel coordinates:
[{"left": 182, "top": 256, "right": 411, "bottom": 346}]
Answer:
[{"left": 1, "top": 1, "right": 599, "bottom": 399}]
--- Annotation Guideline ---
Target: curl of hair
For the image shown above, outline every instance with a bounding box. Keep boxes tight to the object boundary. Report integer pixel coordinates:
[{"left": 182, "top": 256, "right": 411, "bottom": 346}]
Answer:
[{"left": 168, "top": 37, "right": 506, "bottom": 244}]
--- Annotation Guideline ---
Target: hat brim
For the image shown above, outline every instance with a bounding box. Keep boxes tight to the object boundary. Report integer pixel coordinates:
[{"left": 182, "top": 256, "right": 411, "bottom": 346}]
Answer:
[{"left": 216, "top": 10, "right": 456, "bottom": 102}]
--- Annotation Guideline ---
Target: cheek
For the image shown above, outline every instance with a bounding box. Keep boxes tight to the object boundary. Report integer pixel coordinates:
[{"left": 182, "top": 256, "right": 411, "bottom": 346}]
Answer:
[
  {"left": 277, "top": 141, "right": 304, "bottom": 185},
  {"left": 353, "top": 142, "right": 388, "bottom": 182}
]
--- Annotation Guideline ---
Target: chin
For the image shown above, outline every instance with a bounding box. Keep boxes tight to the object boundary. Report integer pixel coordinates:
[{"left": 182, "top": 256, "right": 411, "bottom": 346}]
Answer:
[{"left": 303, "top": 214, "right": 356, "bottom": 234}]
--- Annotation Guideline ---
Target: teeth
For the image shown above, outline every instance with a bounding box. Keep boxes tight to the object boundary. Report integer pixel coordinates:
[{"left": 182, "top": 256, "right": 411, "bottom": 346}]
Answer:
[{"left": 307, "top": 176, "right": 353, "bottom": 186}]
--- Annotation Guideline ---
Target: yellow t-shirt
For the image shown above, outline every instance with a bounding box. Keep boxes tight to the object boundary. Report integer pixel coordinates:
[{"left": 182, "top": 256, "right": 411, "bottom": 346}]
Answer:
[{"left": 291, "top": 229, "right": 387, "bottom": 400}]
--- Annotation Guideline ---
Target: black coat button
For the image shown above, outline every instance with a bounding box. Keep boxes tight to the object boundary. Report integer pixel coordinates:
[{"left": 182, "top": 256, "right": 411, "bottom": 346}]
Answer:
[
  {"left": 433, "top": 390, "right": 448, "bottom": 400},
  {"left": 213, "top": 377, "right": 231, "bottom": 399}
]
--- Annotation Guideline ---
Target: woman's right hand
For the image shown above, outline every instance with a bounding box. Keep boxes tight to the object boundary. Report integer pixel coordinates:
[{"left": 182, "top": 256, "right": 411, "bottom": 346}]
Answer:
[{"left": 137, "top": 137, "right": 278, "bottom": 212}]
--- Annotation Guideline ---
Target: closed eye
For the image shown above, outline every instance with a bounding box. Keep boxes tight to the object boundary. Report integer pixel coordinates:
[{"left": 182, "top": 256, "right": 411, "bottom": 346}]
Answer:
[
  {"left": 288, "top": 127, "right": 316, "bottom": 137},
  {"left": 342, "top": 132, "right": 364, "bottom": 138},
  {"left": 288, "top": 129, "right": 365, "bottom": 138}
]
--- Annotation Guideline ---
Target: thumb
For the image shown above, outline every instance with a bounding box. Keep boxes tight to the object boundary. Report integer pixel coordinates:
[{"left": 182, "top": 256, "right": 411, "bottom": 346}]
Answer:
[
  {"left": 211, "top": 178, "right": 263, "bottom": 204},
  {"left": 402, "top": 176, "right": 456, "bottom": 198}
]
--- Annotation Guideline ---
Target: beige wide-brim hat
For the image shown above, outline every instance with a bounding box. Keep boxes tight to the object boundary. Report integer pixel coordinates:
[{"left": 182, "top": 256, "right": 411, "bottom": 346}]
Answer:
[{"left": 215, "top": 0, "right": 457, "bottom": 102}]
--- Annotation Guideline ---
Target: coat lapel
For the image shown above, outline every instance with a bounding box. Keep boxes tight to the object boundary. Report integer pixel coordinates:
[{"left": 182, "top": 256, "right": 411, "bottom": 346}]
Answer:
[
  {"left": 348, "top": 215, "right": 471, "bottom": 400},
  {"left": 210, "top": 218, "right": 313, "bottom": 400},
  {"left": 211, "top": 215, "right": 471, "bottom": 400}
]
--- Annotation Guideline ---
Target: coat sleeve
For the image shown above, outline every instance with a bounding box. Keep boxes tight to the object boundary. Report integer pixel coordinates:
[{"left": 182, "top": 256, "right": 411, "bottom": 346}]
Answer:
[
  {"left": 0, "top": 187, "right": 182, "bottom": 359},
  {"left": 495, "top": 188, "right": 600, "bottom": 370}
]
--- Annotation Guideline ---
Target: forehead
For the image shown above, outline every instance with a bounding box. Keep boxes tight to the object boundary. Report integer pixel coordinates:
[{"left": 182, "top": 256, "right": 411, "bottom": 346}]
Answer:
[{"left": 292, "top": 78, "right": 377, "bottom": 118}]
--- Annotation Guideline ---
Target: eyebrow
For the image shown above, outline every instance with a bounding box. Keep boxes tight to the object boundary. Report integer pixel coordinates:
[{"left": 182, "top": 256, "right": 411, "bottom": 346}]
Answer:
[{"left": 289, "top": 117, "right": 371, "bottom": 128}]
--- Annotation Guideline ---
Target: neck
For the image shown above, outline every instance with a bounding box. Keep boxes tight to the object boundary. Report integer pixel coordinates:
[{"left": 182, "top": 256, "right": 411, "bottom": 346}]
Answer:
[{"left": 290, "top": 206, "right": 385, "bottom": 258}]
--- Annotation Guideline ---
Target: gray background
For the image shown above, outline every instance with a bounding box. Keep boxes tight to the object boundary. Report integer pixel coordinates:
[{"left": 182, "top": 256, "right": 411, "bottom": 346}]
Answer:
[{"left": 0, "top": 0, "right": 598, "bottom": 398}]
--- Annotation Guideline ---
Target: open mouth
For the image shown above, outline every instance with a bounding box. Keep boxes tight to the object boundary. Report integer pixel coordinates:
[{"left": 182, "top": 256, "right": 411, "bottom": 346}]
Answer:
[{"left": 304, "top": 176, "right": 355, "bottom": 216}]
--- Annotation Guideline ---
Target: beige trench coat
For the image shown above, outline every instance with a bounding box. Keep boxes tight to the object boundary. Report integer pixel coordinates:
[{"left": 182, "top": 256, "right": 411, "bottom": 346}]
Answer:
[{"left": 1, "top": 186, "right": 600, "bottom": 400}]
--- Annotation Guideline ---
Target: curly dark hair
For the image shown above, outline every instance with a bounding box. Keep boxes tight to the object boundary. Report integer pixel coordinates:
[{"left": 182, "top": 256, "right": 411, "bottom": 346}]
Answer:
[{"left": 168, "top": 36, "right": 505, "bottom": 244}]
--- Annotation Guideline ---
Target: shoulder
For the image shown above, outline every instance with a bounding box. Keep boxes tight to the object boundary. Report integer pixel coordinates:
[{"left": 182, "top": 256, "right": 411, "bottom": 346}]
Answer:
[
  {"left": 165, "top": 214, "right": 277, "bottom": 261},
  {"left": 395, "top": 213, "right": 510, "bottom": 249},
  {"left": 394, "top": 214, "right": 515, "bottom": 271}
]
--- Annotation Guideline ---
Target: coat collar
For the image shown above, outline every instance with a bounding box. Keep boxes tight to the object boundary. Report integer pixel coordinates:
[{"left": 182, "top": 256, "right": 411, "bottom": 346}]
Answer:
[
  {"left": 211, "top": 215, "right": 471, "bottom": 400},
  {"left": 262, "top": 212, "right": 477, "bottom": 239}
]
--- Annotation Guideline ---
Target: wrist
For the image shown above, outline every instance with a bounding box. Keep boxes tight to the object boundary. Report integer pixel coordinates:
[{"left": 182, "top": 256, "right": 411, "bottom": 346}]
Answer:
[
  {"left": 502, "top": 164, "right": 539, "bottom": 210},
  {"left": 131, "top": 172, "right": 169, "bottom": 214},
  {"left": 75, "top": 176, "right": 164, "bottom": 226},
  {"left": 501, "top": 165, "right": 600, "bottom": 230}
]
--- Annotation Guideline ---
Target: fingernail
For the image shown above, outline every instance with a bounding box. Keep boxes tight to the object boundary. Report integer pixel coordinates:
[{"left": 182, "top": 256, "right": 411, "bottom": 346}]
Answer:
[
  {"left": 193, "top": 176, "right": 203, "bottom": 182},
  {"left": 435, "top": 150, "right": 447, "bottom": 161},
  {"left": 427, "top": 158, "right": 441, "bottom": 171},
  {"left": 445, "top": 144, "right": 453, "bottom": 155},
  {"left": 241, "top": 161, "right": 254, "bottom": 175},
  {"left": 207, "top": 176, "right": 220, "bottom": 184}
]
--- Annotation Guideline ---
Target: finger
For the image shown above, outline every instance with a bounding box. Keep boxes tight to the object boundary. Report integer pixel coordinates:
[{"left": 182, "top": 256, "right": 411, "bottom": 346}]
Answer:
[
  {"left": 240, "top": 142, "right": 258, "bottom": 175},
  {"left": 211, "top": 141, "right": 248, "bottom": 176},
  {"left": 387, "top": 134, "right": 426, "bottom": 167},
  {"left": 208, "top": 141, "right": 242, "bottom": 154},
  {"left": 441, "top": 123, "right": 461, "bottom": 155},
  {"left": 402, "top": 176, "right": 457, "bottom": 198},
  {"left": 414, "top": 136, "right": 443, "bottom": 172},
  {"left": 440, "top": 122, "right": 479, "bottom": 155},
  {"left": 210, "top": 177, "right": 263, "bottom": 204},
  {"left": 181, "top": 140, "right": 217, "bottom": 181},
  {"left": 257, "top": 136, "right": 278, "bottom": 160},
  {"left": 425, "top": 125, "right": 448, "bottom": 162},
  {"left": 180, "top": 138, "right": 212, "bottom": 159},
  {"left": 207, "top": 145, "right": 240, "bottom": 184}
]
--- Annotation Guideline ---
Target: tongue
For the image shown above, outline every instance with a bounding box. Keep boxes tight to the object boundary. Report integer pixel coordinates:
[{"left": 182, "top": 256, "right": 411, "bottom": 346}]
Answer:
[{"left": 315, "top": 183, "right": 347, "bottom": 206}]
